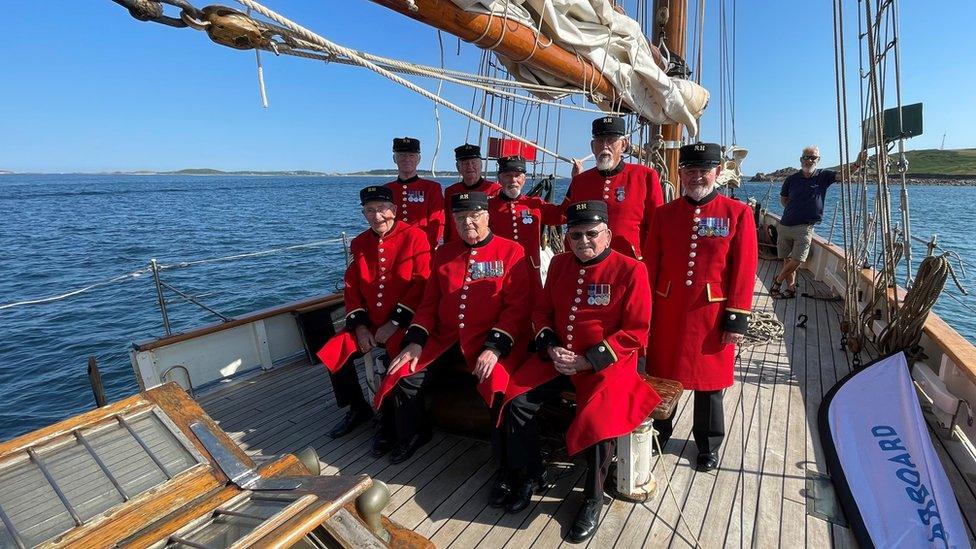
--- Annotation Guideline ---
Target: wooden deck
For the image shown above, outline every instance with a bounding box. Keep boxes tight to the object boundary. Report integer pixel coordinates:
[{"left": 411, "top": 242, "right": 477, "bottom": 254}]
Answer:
[{"left": 196, "top": 258, "right": 976, "bottom": 548}]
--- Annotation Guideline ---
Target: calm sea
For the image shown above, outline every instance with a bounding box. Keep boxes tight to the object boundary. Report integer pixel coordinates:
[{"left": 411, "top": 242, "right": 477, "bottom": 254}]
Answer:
[{"left": 2, "top": 174, "right": 975, "bottom": 440}]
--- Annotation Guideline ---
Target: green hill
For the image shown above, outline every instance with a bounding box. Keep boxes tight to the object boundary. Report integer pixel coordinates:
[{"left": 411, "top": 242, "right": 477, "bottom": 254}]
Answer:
[{"left": 898, "top": 148, "right": 976, "bottom": 176}]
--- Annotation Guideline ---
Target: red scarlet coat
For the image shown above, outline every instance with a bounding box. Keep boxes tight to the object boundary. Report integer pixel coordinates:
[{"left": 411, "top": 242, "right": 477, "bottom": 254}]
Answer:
[
  {"left": 502, "top": 250, "right": 662, "bottom": 456},
  {"left": 385, "top": 176, "right": 445, "bottom": 247},
  {"left": 374, "top": 233, "right": 532, "bottom": 409},
  {"left": 643, "top": 191, "right": 758, "bottom": 391},
  {"left": 443, "top": 178, "right": 501, "bottom": 243},
  {"left": 487, "top": 193, "right": 564, "bottom": 285},
  {"left": 316, "top": 222, "right": 432, "bottom": 373},
  {"left": 563, "top": 162, "right": 664, "bottom": 260}
]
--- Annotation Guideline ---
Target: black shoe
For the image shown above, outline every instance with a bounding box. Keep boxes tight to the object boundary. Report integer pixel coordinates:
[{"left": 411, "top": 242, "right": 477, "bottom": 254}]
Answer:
[
  {"left": 388, "top": 432, "right": 432, "bottom": 464},
  {"left": 488, "top": 472, "right": 513, "bottom": 508},
  {"left": 504, "top": 471, "right": 551, "bottom": 513},
  {"left": 329, "top": 406, "right": 373, "bottom": 439},
  {"left": 696, "top": 451, "right": 719, "bottom": 472},
  {"left": 370, "top": 431, "right": 395, "bottom": 458},
  {"left": 567, "top": 497, "right": 602, "bottom": 543}
]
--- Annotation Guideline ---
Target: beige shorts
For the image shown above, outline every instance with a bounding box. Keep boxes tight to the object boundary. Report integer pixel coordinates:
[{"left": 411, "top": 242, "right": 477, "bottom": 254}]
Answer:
[{"left": 777, "top": 223, "right": 814, "bottom": 262}]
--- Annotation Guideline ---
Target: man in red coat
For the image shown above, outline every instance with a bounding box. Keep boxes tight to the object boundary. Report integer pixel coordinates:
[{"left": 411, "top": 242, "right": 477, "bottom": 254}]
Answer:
[
  {"left": 499, "top": 201, "right": 662, "bottom": 543},
  {"left": 563, "top": 116, "right": 664, "bottom": 260},
  {"left": 643, "top": 143, "right": 758, "bottom": 472},
  {"left": 443, "top": 144, "right": 501, "bottom": 244},
  {"left": 487, "top": 156, "right": 564, "bottom": 289},
  {"left": 379, "top": 191, "right": 532, "bottom": 466},
  {"left": 384, "top": 137, "right": 445, "bottom": 248},
  {"left": 315, "top": 186, "right": 432, "bottom": 449}
]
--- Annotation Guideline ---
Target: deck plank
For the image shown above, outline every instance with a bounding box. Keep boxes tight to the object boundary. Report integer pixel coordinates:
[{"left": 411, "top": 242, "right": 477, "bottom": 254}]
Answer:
[{"left": 192, "top": 257, "right": 976, "bottom": 549}]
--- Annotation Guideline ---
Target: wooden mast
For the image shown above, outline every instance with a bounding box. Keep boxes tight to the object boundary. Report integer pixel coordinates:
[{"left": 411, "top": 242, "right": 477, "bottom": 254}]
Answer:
[
  {"left": 367, "top": 0, "right": 624, "bottom": 106},
  {"left": 652, "top": 0, "right": 687, "bottom": 197}
]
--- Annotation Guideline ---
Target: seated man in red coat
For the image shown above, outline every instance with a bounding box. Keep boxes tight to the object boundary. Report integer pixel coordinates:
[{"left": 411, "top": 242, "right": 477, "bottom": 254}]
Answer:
[
  {"left": 316, "top": 186, "right": 432, "bottom": 448},
  {"left": 643, "top": 143, "right": 758, "bottom": 472},
  {"left": 487, "top": 155, "right": 564, "bottom": 289},
  {"left": 499, "top": 201, "right": 662, "bottom": 543},
  {"left": 379, "top": 191, "right": 532, "bottom": 466}
]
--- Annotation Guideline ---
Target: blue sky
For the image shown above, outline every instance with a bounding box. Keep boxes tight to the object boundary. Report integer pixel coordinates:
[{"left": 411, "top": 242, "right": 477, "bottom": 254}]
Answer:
[{"left": 0, "top": 1, "right": 972, "bottom": 174}]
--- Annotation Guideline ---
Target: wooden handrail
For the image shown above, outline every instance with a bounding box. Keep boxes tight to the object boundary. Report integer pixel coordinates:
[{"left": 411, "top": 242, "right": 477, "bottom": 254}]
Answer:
[
  {"left": 132, "top": 293, "right": 344, "bottom": 352},
  {"left": 763, "top": 212, "right": 976, "bottom": 385}
]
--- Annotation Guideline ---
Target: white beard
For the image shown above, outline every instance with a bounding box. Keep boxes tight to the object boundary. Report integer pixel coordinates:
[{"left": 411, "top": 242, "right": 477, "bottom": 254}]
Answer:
[
  {"left": 596, "top": 156, "right": 617, "bottom": 171},
  {"left": 684, "top": 184, "right": 715, "bottom": 202},
  {"left": 802, "top": 165, "right": 816, "bottom": 175}
]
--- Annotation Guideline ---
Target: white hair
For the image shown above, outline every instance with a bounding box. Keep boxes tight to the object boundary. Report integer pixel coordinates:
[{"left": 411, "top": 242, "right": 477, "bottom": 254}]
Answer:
[{"left": 801, "top": 145, "right": 820, "bottom": 156}]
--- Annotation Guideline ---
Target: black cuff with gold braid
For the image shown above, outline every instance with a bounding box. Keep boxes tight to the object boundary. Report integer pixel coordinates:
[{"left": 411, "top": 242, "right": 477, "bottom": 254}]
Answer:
[
  {"left": 584, "top": 340, "right": 617, "bottom": 371},
  {"left": 722, "top": 309, "right": 750, "bottom": 335},
  {"left": 402, "top": 325, "right": 429, "bottom": 348},
  {"left": 389, "top": 303, "right": 414, "bottom": 327},
  {"left": 344, "top": 309, "right": 369, "bottom": 331},
  {"left": 482, "top": 328, "right": 514, "bottom": 357},
  {"left": 530, "top": 327, "right": 559, "bottom": 352}
]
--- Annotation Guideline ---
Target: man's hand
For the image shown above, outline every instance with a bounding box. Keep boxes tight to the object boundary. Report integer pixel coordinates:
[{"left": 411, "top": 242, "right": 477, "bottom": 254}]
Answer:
[
  {"left": 355, "top": 325, "right": 376, "bottom": 353},
  {"left": 549, "top": 346, "right": 577, "bottom": 375},
  {"left": 571, "top": 355, "right": 594, "bottom": 373},
  {"left": 388, "top": 343, "right": 422, "bottom": 376},
  {"left": 722, "top": 331, "right": 746, "bottom": 345},
  {"left": 374, "top": 321, "right": 398, "bottom": 345},
  {"left": 571, "top": 158, "right": 585, "bottom": 178},
  {"left": 474, "top": 349, "right": 500, "bottom": 382}
]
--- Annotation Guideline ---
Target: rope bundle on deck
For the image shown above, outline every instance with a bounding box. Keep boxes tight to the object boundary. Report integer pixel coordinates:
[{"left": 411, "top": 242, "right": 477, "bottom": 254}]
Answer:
[
  {"left": 738, "top": 311, "right": 784, "bottom": 349},
  {"left": 876, "top": 254, "right": 953, "bottom": 358}
]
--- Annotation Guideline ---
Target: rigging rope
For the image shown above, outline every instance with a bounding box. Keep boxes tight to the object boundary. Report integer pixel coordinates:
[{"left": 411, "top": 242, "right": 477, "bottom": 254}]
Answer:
[{"left": 233, "top": 0, "right": 576, "bottom": 164}]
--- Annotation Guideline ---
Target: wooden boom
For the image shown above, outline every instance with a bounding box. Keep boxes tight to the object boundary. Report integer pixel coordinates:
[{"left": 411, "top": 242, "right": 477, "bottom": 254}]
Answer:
[{"left": 368, "top": 0, "right": 625, "bottom": 106}]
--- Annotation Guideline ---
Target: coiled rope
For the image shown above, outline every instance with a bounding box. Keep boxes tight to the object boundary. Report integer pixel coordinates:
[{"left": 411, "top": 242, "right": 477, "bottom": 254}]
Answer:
[
  {"left": 877, "top": 254, "right": 953, "bottom": 357},
  {"left": 738, "top": 311, "right": 785, "bottom": 348}
]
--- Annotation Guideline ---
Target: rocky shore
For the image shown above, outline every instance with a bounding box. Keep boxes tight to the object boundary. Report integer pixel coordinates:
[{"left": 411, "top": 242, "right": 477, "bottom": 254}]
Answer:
[{"left": 749, "top": 169, "right": 976, "bottom": 185}]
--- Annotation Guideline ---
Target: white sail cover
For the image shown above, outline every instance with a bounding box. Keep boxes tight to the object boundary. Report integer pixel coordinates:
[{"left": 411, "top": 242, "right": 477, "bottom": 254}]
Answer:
[{"left": 448, "top": 0, "right": 708, "bottom": 135}]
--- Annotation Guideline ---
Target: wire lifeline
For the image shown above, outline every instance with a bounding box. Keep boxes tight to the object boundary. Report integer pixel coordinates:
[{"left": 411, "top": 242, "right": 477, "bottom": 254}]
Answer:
[{"left": 0, "top": 268, "right": 151, "bottom": 311}]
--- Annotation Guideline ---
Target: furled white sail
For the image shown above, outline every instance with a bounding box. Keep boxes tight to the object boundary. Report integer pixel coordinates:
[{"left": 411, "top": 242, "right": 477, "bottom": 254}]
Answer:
[{"left": 448, "top": 0, "right": 708, "bottom": 135}]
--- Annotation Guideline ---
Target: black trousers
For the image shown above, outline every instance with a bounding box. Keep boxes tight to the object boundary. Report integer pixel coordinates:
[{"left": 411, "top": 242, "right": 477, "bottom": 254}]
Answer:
[
  {"left": 505, "top": 375, "right": 614, "bottom": 498},
  {"left": 653, "top": 389, "right": 724, "bottom": 454},
  {"left": 391, "top": 344, "right": 505, "bottom": 458},
  {"left": 328, "top": 356, "right": 370, "bottom": 412}
]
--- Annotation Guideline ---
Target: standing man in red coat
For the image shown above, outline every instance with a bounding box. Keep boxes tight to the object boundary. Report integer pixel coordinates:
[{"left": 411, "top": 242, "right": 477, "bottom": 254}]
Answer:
[
  {"left": 644, "top": 143, "right": 758, "bottom": 471},
  {"left": 443, "top": 144, "right": 501, "bottom": 244},
  {"left": 316, "top": 186, "right": 432, "bottom": 448},
  {"left": 564, "top": 116, "right": 664, "bottom": 260},
  {"left": 487, "top": 156, "right": 564, "bottom": 289},
  {"left": 378, "top": 191, "right": 532, "bottom": 466},
  {"left": 384, "top": 137, "right": 445, "bottom": 248},
  {"left": 499, "top": 201, "right": 662, "bottom": 543}
]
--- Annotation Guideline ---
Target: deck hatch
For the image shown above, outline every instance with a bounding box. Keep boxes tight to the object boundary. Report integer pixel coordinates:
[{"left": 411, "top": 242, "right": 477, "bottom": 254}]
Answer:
[
  {"left": 0, "top": 407, "right": 205, "bottom": 547},
  {"left": 160, "top": 491, "right": 315, "bottom": 548}
]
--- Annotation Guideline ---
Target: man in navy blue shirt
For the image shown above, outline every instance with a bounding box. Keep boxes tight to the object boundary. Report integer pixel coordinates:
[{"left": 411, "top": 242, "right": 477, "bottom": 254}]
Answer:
[{"left": 772, "top": 146, "right": 862, "bottom": 297}]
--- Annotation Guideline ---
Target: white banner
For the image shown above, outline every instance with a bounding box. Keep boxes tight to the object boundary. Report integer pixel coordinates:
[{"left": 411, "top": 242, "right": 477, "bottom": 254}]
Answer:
[{"left": 820, "top": 352, "right": 969, "bottom": 548}]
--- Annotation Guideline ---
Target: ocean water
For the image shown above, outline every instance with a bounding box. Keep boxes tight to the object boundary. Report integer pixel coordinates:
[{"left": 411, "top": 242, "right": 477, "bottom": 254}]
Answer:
[{"left": 2, "top": 174, "right": 975, "bottom": 441}]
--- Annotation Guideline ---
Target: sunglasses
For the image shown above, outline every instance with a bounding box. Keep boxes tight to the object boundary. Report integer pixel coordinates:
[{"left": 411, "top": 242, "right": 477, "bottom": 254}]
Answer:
[
  {"left": 801, "top": 155, "right": 820, "bottom": 161},
  {"left": 568, "top": 228, "right": 607, "bottom": 241}
]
